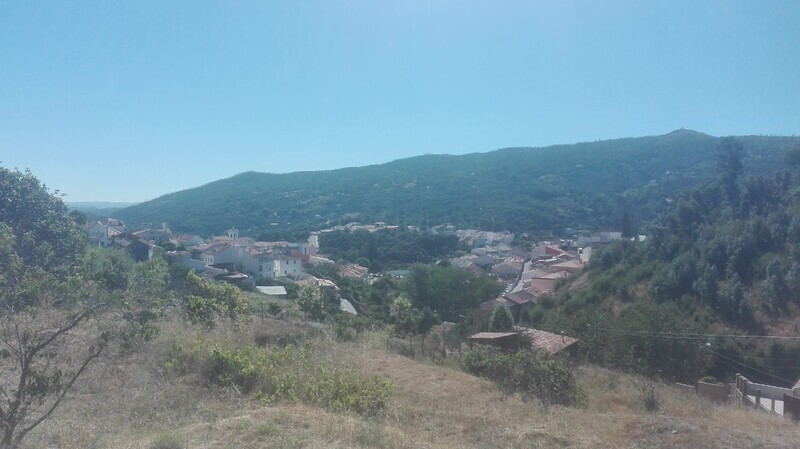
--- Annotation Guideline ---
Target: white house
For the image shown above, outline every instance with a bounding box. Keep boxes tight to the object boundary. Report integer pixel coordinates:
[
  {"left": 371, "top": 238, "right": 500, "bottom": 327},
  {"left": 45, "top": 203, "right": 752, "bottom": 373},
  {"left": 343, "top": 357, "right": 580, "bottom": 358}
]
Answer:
[
  {"left": 273, "top": 254, "right": 303, "bottom": 278},
  {"left": 172, "top": 233, "right": 204, "bottom": 248},
  {"left": 86, "top": 221, "right": 123, "bottom": 247},
  {"left": 198, "top": 243, "right": 236, "bottom": 266},
  {"left": 132, "top": 227, "right": 172, "bottom": 245}
]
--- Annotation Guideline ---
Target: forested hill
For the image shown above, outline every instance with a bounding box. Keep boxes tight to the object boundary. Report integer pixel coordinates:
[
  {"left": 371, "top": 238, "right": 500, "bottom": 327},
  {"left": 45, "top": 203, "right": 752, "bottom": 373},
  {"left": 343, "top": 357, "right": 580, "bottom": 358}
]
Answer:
[
  {"left": 116, "top": 130, "right": 799, "bottom": 236},
  {"left": 535, "top": 138, "right": 800, "bottom": 385}
]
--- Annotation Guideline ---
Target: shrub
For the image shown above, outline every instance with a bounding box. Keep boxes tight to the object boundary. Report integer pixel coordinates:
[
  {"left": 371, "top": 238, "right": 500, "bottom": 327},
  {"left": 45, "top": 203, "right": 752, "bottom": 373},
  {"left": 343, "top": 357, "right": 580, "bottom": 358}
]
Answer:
[
  {"left": 150, "top": 432, "right": 185, "bottom": 449},
  {"left": 699, "top": 375, "right": 721, "bottom": 384},
  {"left": 640, "top": 382, "right": 662, "bottom": 412},
  {"left": 207, "top": 347, "right": 259, "bottom": 393},
  {"left": 266, "top": 302, "right": 283, "bottom": 316},
  {"left": 460, "top": 347, "right": 584, "bottom": 407},
  {"left": 164, "top": 342, "right": 392, "bottom": 416}
]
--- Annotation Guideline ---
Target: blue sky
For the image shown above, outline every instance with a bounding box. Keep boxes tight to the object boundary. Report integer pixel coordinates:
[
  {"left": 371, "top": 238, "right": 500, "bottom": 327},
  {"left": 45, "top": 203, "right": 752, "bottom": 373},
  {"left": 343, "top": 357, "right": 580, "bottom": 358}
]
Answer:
[{"left": 1, "top": 1, "right": 798, "bottom": 202}]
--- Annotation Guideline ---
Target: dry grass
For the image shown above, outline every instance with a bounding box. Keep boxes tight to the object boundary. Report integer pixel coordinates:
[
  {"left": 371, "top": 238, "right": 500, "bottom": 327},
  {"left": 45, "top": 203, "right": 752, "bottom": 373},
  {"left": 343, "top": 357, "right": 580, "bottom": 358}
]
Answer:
[{"left": 17, "top": 321, "right": 800, "bottom": 449}]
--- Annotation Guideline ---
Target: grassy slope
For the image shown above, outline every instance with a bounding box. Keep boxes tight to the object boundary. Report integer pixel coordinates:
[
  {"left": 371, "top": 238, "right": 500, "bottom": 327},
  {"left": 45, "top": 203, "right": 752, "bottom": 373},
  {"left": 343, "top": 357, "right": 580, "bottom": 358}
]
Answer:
[{"left": 22, "top": 320, "right": 799, "bottom": 449}]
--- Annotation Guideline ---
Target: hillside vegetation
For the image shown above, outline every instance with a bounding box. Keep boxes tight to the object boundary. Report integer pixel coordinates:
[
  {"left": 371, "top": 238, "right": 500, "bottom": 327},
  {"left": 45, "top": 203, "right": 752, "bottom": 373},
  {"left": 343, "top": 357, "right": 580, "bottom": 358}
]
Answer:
[
  {"left": 535, "top": 139, "right": 800, "bottom": 385},
  {"left": 3, "top": 161, "right": 800, "bottom": 448},
  {"left": 20, "top": 321, "right": 800, "bottom": 449},
  {"left": 116, "top": 130, "right": 800, "bottom": 237}
]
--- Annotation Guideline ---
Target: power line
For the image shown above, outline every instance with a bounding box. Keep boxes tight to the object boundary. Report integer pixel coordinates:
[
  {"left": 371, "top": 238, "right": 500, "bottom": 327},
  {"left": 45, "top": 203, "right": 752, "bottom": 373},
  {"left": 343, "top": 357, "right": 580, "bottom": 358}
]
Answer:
[
  {"left": 709, "top": 353, "right": 774, "bottom": 385},
  {"left": 727, "top": 353, "right": 800, "bottom": 363},
  {"left": 705, "top": 348, "right": 796, "bottom": 385},
  {"left": 525, "top": 324, "right": 800, "bottom": 381},
  {"left": 533, "top": 323, "right": 800, "bottom": 342}
]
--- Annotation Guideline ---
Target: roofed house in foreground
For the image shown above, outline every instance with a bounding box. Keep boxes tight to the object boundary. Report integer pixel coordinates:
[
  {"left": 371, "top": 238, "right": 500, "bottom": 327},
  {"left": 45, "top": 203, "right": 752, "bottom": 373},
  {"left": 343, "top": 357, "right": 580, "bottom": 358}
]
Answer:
[
  {"left": 518, "top": 327, "right": 579, "bottom": 356},
  {"left": 469, "top": 332, "right": 521, "bottom": 351},
  {"left": 469, "top": 328, "right": 580, "bottom": 357}
]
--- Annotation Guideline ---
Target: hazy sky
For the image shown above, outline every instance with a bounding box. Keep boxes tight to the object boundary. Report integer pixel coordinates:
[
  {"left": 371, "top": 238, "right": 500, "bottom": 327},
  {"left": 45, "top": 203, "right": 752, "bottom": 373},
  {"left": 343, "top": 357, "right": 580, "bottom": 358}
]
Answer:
[{"left": 1, "top": 1, "right": 798, "bottom": 202}]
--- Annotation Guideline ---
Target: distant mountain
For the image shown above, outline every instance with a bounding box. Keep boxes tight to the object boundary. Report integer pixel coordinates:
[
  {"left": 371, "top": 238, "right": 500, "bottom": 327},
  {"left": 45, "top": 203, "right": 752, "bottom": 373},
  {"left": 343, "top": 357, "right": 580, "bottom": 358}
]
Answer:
[
  {"left": 68, "top": 202, "right": 139, "bottom": 222},
  {"left": 116, "top": 130, "right": 800, "bottom": 237},
  {"left": 68, "top": 201, "right": 139, "bottom": 209}
]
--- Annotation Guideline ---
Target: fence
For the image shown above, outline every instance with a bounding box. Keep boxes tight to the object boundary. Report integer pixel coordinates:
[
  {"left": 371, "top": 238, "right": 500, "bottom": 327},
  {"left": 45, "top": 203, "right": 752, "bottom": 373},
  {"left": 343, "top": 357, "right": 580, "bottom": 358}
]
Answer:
[{"left": 733, "top": 374, "right": 793, "bottom": 415}]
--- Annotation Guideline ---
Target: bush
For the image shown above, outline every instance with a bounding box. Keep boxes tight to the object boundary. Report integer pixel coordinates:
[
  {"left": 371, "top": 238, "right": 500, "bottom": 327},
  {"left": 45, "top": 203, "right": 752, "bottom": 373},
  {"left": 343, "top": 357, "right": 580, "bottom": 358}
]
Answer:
[
  {"left": 164, "top": 342, "right": 392, "bottom": 416},
  {"left": 640, "top": 382, "right": 662, "bottom": 412},
  {"left": 207, "top": 347, "right": 260, "bottom": 393},
  {"left": 460, "top": 347, "right": 584, "bottom": 407},
  {"left": 150, "top": 432, "right": 185, "bottom": 449},
  {"left": 699, "top": 375, "right": 722, "bottom": 385}
]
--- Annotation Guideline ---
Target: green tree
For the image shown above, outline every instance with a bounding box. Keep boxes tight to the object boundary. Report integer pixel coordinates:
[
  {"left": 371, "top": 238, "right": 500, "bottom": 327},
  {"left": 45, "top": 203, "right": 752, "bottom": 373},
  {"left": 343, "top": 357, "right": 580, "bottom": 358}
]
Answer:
[
  {"left": 0, "top": 167, "right": 85, "bottom": 274},
  {"left": 0, "top": 274, "right": 110, "bottom": 447},
  {"left": 416, "top": 306, "right": 441, "bottom": 353},
  {"left": 183, "top": 271, "right": 248, "bottom": 327},
  {"left": 391, "top": 296, "right": 420, "bottom": 351},
  {"left": 785, "top": 143, "right": 800, "bottom": 169},
  {"left": 404, "top": 264, "right": 502, "bottom": 322},
  {"left": 297, "top": 283, "right": 324, "bottom": 321},
  {"left": 621, "top": 211, "right": 633, "bottom": 238},
  {"left": 0, "top": 203, "right": 167, "bottom": 447},
  {"left": 489, "top": 305, "right": 514, "bottom": 332},
  {"left": 716, "top": 137, "right": 744, "bottom": 210}
]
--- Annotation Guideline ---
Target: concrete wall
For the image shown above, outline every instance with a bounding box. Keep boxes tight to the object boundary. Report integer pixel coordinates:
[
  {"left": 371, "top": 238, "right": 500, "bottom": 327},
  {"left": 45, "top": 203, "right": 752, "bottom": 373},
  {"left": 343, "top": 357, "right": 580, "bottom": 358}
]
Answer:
[
  {"left": 743, "top": 381, "right": 792, "bottom": 401},
  {"left": 696, "top": 381, "right": 729, "bottom": 403},
  {"left": 783, "top": 394, "right": 800, "bottom": 420}
]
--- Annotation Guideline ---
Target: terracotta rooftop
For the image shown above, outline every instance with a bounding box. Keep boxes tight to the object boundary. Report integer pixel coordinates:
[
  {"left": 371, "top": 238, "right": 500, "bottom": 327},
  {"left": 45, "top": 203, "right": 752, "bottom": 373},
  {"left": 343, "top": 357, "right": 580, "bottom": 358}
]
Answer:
[
  {"left": 503, "top": 290, "right": 537, "bottom": 305},
  {"left": 539, "top": 270, "right": 571, "bottom": 280},
  {"left": 519, "top": 327, "right": 579, "bottom": 355},
  {"left": 340, "top": 263, "right": 369, "bottom": 279},
  {"left": 470, "top": 332, "right": 519, "bottom": 339},
  {"left": 551, "top": 259, "right": 584, "bottom": 270}
]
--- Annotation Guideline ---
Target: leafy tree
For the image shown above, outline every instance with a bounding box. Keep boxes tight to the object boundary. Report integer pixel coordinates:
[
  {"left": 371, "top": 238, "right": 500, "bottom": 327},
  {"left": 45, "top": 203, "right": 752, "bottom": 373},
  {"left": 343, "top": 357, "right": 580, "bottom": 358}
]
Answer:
[
  {"left": 266, "top": 302, "right": 282, "bottom": 316},
  {"left": 183, "top": 271, "right": 248, "bottom": 327},
  {"left": 760, "top": 258, "right": 787, "bottom": 308},
  {"left": 621, "top": 211, "right": 633, "bottom": 238},
  {"left": 0, "top": 167, "right": 85, "bottom": 274},
  {"left": 488, "top": 305, "right": 514, "bottom": 332},
  {"left": 297, "top": 283, "right": 324, "bottom": 321},
  {"left": 786, "top": 262, "right": 800, "bottom": 301},
  {"left": 390, "top": 296, "right": 420, "bottom": 351},
  {"left": 717, "top": 137, "right": 744, "bottom": 210},
  {"left": 0, "top": 168, "right": 169, "bottom": 447},
  {"left": 83, "top": 247, "right": 135, "bottom": 291},
  {"left": 0, "top": 275, "right": 110, "bottom": 447},
  {"left": 785, "top": 143, "right": 800, "bottom": 169},
  {"left": 404, "top": 264, "right": 502, "bottom": 322},
  {"left": 416, "top": 306, "right": 440, "bottom": 352}
]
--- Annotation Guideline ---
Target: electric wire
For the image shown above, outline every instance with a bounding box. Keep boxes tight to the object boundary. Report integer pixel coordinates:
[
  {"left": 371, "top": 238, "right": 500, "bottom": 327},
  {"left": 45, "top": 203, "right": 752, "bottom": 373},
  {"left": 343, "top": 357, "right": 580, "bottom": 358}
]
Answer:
[{"left": 704, "top": 348, "right": 796, "bottom": 385}]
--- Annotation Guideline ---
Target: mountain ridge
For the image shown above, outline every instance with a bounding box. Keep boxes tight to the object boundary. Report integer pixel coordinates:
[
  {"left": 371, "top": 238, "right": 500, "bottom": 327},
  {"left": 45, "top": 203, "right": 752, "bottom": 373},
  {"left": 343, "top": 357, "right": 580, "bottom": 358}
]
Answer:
[{"left": 116, "top": 130, "right": 799, "bottom": 237}]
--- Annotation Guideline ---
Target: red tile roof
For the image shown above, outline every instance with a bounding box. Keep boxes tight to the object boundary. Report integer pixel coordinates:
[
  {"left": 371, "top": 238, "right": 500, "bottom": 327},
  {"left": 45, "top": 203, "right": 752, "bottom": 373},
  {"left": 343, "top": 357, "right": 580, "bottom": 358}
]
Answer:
[
  {"left": 519, "top": 327, "right": 579, "bottom": 355},
  {"left": 470, "top": 332, "right": 518, "bottom": 339},
  {"left": 503, "top": 290, "right": 537, "bottom": 305}
]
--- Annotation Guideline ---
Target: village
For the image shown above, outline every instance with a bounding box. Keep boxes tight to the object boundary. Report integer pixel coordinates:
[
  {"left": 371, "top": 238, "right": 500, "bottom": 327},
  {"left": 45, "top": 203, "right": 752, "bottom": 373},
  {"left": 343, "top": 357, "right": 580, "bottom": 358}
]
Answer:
[
  {"left": 84, "top": 217, "right": 800, "bottom": 419},
  {"left": 84, "top": 218, "right": 631, "bottom": 351}
]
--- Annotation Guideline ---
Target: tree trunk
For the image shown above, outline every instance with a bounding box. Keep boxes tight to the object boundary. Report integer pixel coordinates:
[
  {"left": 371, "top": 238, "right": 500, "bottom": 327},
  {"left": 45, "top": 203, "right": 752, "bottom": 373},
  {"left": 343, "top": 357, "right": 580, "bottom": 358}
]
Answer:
[{"left": 2, "top": 424, "right": 16, "bottom": 448}]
